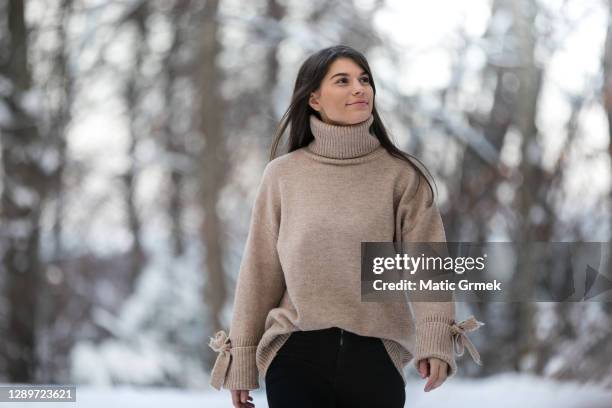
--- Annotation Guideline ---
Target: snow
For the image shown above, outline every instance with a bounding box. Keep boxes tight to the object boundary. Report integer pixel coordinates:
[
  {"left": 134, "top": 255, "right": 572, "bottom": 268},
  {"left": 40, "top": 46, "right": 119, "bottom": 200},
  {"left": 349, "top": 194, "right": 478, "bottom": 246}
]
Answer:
[
  {"left": 404, "top": 373, "right": 612, "bottom": 407},
  {"left": 4, "top": 373, "right": 612, "bottom": 408}
]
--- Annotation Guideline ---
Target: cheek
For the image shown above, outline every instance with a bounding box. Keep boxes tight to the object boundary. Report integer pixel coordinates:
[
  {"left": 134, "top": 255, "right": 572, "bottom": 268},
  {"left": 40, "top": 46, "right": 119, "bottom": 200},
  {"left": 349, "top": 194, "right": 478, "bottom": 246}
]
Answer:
[{"left": 322, "top": 92, "right": 345, "bottom": 108}]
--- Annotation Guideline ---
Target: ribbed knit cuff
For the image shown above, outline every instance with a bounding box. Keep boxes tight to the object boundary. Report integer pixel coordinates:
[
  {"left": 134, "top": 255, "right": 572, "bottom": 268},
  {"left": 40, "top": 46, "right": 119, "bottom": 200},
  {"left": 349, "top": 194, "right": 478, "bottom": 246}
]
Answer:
[
  {"left": 413, "top": 317, "right": 458, "bottom": 378},
  {"left": 223, "top": 345, "right": 259, "bottom": 390}
]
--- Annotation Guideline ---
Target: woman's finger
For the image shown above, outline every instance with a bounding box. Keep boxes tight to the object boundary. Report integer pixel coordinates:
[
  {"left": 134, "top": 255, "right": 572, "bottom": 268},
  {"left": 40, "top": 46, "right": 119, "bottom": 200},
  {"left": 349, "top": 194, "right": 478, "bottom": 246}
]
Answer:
[
  {"left": 433, "top": 361, "right": 448, "bottom": 389},
  {"left": 231, "top": 390, "right": 242, "bottom": 407},
  {"left": 418, "top": 359, "right": 429, "bottom": 378},
  {"left": 425, "top": 359, "right": 439, "bottom": 392}
]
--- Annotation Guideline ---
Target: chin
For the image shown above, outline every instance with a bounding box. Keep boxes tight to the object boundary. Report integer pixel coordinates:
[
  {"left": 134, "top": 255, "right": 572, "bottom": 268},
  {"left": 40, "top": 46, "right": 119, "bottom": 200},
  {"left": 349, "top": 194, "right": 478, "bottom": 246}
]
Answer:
[
  {"left": 352, "top": 111, "right": 372, "bottom": 122},
  {"left": 329, "top": 111, "right": 372, "bottom": 125}
]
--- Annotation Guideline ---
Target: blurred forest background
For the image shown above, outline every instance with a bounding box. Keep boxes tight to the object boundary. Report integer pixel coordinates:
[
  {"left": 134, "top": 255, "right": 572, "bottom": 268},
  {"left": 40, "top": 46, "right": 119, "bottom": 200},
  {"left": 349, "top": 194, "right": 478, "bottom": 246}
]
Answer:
[{"left": 0, "top": 0, "right": 611, "bottom": 393}]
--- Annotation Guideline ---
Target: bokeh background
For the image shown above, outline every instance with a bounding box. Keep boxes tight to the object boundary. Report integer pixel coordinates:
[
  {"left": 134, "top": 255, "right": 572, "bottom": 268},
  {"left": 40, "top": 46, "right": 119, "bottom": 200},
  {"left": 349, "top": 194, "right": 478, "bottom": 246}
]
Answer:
[{"left": 1, "top": 0, "right": 611, "bottom": 406}]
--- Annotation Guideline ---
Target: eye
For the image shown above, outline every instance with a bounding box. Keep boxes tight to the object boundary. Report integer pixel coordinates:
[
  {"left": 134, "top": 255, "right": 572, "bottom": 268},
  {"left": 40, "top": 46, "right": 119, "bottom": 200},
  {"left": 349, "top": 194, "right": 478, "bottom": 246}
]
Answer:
[{"left": 336, "top": 76, "right": 370, "bottom": 84}]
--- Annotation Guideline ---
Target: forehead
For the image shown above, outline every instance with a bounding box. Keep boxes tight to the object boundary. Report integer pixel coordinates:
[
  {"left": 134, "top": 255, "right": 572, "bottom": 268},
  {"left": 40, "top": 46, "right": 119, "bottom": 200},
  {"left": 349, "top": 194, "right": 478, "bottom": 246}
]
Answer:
[{"left": 325, "top": 58, "right": 366, "bottom": 77}]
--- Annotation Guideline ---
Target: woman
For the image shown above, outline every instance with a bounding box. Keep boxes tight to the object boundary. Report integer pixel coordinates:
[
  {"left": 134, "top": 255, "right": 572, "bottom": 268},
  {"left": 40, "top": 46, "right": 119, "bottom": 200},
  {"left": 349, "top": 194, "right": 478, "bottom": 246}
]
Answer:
[{"left": 208, "top": 45, "right": 484, "bottom": 408}]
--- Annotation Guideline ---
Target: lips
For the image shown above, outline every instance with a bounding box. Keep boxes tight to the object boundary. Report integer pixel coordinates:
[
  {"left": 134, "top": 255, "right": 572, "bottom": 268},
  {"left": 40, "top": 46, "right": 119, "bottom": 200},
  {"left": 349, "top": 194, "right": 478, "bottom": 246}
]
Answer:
[{"left": 348, "top": 100, "right": 368, "bottom": 106}]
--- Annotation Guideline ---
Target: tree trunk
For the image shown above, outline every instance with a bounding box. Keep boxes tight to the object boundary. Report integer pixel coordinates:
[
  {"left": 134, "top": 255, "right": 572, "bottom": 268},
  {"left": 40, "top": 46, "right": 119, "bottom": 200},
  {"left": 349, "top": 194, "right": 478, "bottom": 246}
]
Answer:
[
  {"left": 512, "top": 0, "right": 543, "bottom": 374},
  {"left": 197, "top": 0, "right": 230, "bottom": 368},
  {"left": 163, "top": 6, "right": 187, "bottom": 257},
  {"left": 122, "top": 2, "right": 149, "bottom": 292},
  {"left": 0, "top": 0, "right": 46, "bottom": 383},
  {"left": 602, "top": 0, "right": 612, "bottom": 316}
]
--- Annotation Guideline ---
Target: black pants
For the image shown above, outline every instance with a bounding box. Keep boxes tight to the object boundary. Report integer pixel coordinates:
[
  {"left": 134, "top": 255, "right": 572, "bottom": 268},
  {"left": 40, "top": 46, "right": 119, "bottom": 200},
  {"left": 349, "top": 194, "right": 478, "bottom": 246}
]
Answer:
[{"left": 265, "top": 327, "right": 405, "bottom": 408}]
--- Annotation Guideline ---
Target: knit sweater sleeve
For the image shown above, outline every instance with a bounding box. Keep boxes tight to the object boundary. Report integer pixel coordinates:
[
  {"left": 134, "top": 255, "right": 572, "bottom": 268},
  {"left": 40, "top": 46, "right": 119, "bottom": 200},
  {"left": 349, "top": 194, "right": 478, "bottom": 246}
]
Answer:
[
  {"left": 208, "top": 162, "right": 285, "bottom": 391},
  {"left": 397, "top": 170, "right": 483, "bottom": 378}
]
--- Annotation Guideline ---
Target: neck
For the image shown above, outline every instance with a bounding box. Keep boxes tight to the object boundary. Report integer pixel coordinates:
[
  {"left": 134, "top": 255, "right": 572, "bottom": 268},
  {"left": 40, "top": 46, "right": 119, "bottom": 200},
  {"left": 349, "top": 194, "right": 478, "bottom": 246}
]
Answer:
[{"left": 307, "top": 113, "right": 380, "bottom": 159}]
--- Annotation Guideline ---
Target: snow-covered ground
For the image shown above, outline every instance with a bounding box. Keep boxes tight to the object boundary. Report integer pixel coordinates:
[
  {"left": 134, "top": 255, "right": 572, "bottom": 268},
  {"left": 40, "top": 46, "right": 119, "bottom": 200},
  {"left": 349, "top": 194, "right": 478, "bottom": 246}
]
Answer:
[{"left": 5, "top": 373, "right": 612, "bottom": 408}]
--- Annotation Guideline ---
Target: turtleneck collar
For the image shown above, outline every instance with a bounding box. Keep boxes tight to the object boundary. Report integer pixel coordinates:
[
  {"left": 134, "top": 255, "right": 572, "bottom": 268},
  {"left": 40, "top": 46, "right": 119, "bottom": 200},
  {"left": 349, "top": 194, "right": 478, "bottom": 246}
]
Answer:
[{"left": 307, "top": 113, "right": 380, "bottom": 159}]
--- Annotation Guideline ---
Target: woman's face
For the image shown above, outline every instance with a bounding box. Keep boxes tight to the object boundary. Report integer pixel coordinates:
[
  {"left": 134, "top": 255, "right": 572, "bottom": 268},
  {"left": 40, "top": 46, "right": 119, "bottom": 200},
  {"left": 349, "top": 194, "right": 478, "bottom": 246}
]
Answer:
[{"left": 308, "top": 58, "right": 373, "bottom": 125}]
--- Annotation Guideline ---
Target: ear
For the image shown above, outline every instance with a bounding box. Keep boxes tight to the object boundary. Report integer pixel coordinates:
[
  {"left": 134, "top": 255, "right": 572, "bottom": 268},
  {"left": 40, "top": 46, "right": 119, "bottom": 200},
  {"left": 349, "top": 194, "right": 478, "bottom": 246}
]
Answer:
[{"left": 308, "top": 91, "right": 321, "bottom": 112}]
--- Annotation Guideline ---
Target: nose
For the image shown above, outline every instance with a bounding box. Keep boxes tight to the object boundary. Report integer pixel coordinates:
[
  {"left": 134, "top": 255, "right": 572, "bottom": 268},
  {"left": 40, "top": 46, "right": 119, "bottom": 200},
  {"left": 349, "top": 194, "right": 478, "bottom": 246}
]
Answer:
[{"left": 352, "top": 78, "right": 365, "bottom": 95}]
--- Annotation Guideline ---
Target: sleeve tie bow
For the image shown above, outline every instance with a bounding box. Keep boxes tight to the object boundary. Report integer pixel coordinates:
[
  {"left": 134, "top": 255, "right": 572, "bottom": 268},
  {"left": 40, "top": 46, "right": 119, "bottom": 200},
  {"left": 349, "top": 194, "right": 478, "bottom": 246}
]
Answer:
[
  {"left": 450, "top": 315, "right": 485, "bottom": 366},
  {"left": 208, "top": 330, "right": 232, "bottom": 390}
]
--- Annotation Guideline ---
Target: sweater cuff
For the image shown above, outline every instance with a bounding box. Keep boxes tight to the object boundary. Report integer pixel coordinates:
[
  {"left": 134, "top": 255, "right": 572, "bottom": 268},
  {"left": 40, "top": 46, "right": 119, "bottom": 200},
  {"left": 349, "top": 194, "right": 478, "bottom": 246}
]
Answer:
[
  {"left": 413, "top": 316, "right": 457, "bottom": 377},
  {"left": 208, "top": 331, "right": 260, "bottom": 390},
  {"left": 224, "top": 345, "right": 259, "bottom": 390},
  {"left": 413, "top": 315, "right": 484, "bottom": 378}
]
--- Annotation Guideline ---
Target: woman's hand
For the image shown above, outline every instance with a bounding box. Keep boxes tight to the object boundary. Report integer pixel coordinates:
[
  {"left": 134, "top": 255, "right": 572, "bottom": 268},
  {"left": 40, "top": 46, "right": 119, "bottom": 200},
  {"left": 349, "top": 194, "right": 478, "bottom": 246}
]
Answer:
[
  {"left": 417, "top": 357, "right": 448, "bottom": 392},
  {"left": 230, "top": 389, "right": 255, "bottom": 408}
]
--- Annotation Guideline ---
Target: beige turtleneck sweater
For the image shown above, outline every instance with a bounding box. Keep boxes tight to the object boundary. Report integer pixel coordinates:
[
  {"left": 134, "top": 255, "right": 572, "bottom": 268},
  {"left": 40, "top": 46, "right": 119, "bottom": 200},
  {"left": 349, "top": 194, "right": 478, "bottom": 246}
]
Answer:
[{"left": 208, "top": 113, "right": 483, "bottom": 391}]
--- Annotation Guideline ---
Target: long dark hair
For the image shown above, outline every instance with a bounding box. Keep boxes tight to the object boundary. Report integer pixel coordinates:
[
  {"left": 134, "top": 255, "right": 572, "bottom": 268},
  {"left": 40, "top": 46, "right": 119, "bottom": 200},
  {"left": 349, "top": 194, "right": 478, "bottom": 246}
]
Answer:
[{"left": 269, "top": 45, "right": 437, "bottom": 205}]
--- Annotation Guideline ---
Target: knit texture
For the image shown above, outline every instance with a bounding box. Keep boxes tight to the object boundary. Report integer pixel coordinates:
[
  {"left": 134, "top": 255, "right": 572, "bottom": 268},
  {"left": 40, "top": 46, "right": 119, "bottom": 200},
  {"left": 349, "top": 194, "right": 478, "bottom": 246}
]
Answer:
[{"left": 208, "top": 113, "right": 483, "bottom": 390}]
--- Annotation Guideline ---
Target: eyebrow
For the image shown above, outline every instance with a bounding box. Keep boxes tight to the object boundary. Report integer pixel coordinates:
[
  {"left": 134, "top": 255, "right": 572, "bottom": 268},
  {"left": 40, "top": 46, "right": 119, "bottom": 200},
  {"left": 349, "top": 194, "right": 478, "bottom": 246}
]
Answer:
[{"left": 329, "top": 71, "right": 368, "bottom": 80}]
